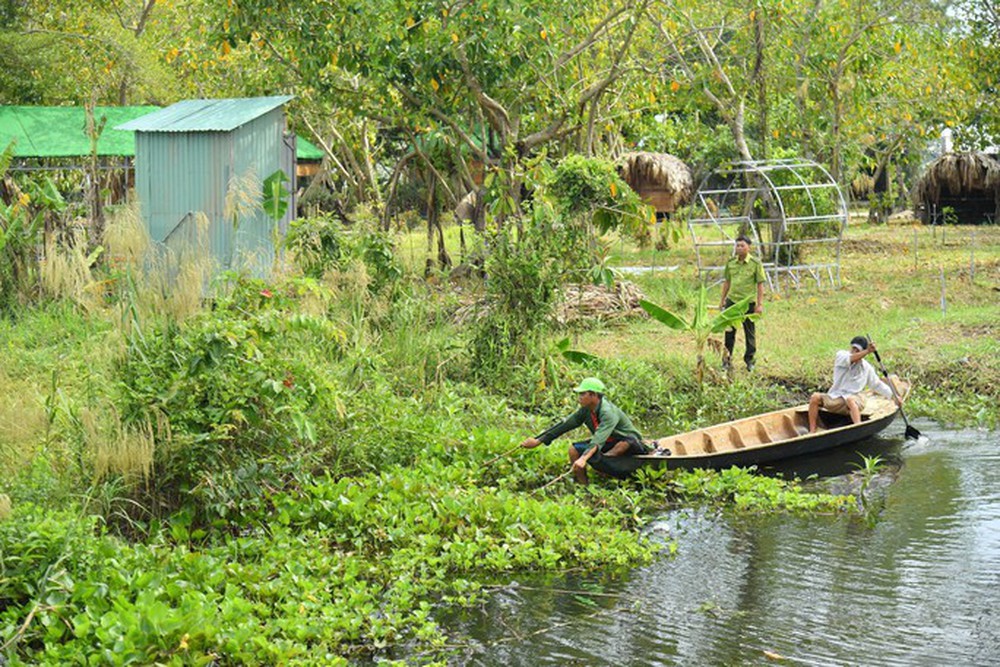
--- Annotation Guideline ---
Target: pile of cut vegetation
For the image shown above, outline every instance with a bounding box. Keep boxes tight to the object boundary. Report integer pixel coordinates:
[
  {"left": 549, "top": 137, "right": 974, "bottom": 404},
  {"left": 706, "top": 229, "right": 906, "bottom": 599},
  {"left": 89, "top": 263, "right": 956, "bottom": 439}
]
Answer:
[
  {"left": 554, "top": 280, "right": 648, "bottom": 324},
  {"left": 453, "top": 280, "right": 647, "bottom": 325}
]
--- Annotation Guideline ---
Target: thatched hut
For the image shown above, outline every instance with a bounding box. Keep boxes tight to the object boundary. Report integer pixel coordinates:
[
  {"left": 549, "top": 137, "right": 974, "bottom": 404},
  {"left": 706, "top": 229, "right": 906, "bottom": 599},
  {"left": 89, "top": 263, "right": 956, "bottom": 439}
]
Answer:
[
  {"left": 618, "top": 152, "right": 694, "bottom": 216},
  {"left": 914, "top": 152, "right": 1000, "bottom": 224}
]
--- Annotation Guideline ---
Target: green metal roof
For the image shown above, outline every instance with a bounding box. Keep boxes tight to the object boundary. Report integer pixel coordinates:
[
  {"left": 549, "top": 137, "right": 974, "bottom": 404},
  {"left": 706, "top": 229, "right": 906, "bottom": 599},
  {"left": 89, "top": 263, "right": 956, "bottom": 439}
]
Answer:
[
  {"left": 0, "top": 105, "right": 159, "bottom": 158},
  {"left": 296, "top": 136, "right": 323, "bottom": 161},
  {"left": 116, "top": 96, "right": 294, "bottom": 133},
  {"left": 0, "top": 104, "right": 323, "bottom": 161}
]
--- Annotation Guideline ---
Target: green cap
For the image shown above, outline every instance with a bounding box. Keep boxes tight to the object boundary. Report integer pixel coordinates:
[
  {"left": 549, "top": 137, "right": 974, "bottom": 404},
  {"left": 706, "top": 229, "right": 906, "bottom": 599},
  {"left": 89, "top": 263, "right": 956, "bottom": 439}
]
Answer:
[{"left": 574, "top": 377, "right": 606, "bottom": 394}]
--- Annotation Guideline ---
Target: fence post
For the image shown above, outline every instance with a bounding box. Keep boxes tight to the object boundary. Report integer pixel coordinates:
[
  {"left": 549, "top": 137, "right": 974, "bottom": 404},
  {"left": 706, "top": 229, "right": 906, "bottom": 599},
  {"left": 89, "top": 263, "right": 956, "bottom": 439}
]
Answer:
[
  {"left": 939, "top": 267, "right": 947, "bottom": 316},
  {"left": 970, "top": 230, "right": 976, "bottom": 280}
]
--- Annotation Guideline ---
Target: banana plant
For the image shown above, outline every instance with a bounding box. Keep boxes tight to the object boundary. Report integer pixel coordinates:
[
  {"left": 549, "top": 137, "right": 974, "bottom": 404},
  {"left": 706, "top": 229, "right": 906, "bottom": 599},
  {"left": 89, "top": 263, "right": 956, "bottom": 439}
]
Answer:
[
  {"left": 0, "top": 141, "right": 67, "bottom": 311},
  {"left": 640, "top": 286, "right": 756, "bottom": 385}
]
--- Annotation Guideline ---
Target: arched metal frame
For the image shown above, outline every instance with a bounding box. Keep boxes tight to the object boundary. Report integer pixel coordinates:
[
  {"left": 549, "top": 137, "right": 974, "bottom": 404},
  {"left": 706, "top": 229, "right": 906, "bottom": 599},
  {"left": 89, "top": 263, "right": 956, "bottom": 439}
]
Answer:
[{"left": 688, "top": 158, "right": 847, "bottom": 291}]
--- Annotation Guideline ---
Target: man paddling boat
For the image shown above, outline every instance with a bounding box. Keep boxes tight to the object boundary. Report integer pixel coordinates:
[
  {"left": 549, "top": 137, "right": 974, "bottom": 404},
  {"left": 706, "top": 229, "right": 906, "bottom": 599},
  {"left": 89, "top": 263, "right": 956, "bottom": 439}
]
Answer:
[
  {"left": 520, "top": 378, "right": 647, "bottom": 484},
  {"left": 808, "top": 336, "right": 901, "bottom": 433}
]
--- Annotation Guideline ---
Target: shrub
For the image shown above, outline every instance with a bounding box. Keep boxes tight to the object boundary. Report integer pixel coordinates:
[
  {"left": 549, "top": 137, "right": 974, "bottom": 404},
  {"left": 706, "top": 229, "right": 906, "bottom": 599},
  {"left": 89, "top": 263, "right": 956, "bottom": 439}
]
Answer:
[
  {"left": 115, "top": 277, "right": 345, "bottom": 522},
  {"left": 468, "top": 225, "right": 562, "bottom": 384},
  {"left": 284, "top": 212, "right": 401, "bottom": 295}
]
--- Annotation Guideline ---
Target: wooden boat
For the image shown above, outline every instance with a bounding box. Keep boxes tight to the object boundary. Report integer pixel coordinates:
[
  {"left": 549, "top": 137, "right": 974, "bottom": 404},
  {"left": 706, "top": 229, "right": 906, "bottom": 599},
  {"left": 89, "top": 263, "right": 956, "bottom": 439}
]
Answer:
[{"left": 590, "top": 382, "right": 910, "bottom": 478}]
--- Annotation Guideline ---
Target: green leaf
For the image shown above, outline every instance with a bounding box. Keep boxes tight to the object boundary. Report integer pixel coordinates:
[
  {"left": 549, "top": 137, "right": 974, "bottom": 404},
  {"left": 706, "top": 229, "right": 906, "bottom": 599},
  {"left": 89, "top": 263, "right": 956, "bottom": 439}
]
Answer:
[
  {"left": 40, "top": 177, "right": 66, "bottom": 212},
  {"left": 709, "top": 296, "right": 754, "bottom": 333},
  {"left": 262, "top": 169, "right": 291, "bottom": 221},
  {"left": 639, "top": 299, "right": 690, "bottom": 331},
  {"left": 692, "top": 284, "right": 708, "bottom": 331},
  {"left": 562, "top": 349, "right": 599, "bottom": 365}
]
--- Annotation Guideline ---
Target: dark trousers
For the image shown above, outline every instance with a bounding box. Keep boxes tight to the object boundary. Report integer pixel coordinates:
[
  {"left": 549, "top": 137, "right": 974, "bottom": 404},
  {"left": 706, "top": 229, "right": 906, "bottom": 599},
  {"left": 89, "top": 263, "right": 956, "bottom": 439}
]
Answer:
[{"left": 724, "top": 299, "right": 757, "bottom": 365}]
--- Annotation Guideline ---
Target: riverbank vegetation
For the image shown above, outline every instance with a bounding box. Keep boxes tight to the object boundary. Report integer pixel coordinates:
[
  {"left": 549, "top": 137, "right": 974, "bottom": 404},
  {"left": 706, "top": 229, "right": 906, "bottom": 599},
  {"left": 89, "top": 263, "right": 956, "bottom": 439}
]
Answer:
[{"left": 1, "top": 200, "right": 995, "bottom": 662}]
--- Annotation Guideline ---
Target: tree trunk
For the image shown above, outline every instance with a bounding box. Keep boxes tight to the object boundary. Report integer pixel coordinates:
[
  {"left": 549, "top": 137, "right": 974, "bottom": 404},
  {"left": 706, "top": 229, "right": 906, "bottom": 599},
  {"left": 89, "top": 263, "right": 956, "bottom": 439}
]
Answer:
[
  {"left": 435, "top": 214, "right": 451, "bottom": 270},
  {"left": 472, "top": 187, "right": 486, "bottom": 233},
  {"left": 830, "top": 79, "right": 842, "bottom": 183},
  {"left": 730, "top": 101, "right": 754, "bottom": 163},
  {"left": 753, "top": 7, "right": 768, "bottom": 160},
  {"left": 425, "top": 178, "right": 435, "bottom": 276},
  {"left": 84, "top": 102, "right": 106, "bottom": 249}
]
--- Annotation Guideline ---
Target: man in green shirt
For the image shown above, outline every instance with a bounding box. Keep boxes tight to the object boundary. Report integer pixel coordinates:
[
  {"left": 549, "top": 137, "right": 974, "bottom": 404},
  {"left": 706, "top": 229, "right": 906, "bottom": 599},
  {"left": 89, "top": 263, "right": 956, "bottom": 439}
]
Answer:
[
  {"left": 520, "top": 377, "right": 647, "bottom": 484},
  {"left": 719, "top": 235, "right": 766, "bottom": 372}
]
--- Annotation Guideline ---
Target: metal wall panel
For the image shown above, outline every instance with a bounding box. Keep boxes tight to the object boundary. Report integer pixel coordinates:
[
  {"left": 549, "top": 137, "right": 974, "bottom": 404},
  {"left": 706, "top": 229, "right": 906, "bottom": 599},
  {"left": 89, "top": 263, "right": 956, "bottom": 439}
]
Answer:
[{"left": 135, "top": 130, "right": 232, "bottom": 271}]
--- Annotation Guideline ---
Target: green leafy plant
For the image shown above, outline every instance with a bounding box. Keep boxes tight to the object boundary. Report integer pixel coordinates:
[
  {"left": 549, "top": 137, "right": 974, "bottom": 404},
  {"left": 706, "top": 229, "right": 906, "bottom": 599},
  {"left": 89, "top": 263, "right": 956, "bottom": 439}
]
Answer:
[
  {"left": 116, "top": 277, "right": 345, "bottom": 522},
  {"left": 262, "top": 169, "right": 291, "bottom": 222},
  {"left": 468, "top": 223, "right": 564, "bottom": 386},
  {"left": 665, "top": 466, "right": 852, "bottom": 514},
  {"left": 285, "top": 212, "right": 401, "bottom": 294},
  {"left": 640, "top": 286, "right": 755, "bottom": 385},
  {"left": 851, "top": 454, "right": 886, "bottom": 526},
  {"left": 549, "top": 154, "right": 653, "bottom": 243}
]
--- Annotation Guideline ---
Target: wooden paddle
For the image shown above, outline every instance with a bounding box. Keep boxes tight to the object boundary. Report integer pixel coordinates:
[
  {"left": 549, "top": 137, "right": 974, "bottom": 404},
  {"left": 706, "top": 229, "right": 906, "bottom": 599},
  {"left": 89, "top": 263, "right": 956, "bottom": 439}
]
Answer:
[{"left": 866, "top": 334, "right": 921, "bottom": 440}]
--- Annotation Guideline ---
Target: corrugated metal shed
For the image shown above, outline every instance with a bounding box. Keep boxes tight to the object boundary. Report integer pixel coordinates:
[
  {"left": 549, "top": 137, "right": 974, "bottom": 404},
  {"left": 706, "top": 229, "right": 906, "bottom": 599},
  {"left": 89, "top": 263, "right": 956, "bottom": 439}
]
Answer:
[{"left": 117, "top": 96, "right": 299, "bottom": 278}]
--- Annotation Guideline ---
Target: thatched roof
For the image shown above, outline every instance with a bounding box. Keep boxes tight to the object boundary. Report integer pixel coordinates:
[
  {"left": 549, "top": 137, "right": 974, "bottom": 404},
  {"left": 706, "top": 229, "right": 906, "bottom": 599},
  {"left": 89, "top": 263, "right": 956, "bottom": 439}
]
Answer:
[
  {"left": 618, "top": 152, "right": 694, "bottom": 200},
  {"left": 915, "top": 151, "right": 1000, "bottom": 204}
]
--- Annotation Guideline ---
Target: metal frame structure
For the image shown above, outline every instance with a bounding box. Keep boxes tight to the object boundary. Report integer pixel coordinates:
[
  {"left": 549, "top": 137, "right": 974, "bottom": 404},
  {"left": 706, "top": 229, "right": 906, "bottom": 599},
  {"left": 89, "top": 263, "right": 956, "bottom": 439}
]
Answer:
[{"left": 689, "top": 158, "right": 847, "bottom": 291}]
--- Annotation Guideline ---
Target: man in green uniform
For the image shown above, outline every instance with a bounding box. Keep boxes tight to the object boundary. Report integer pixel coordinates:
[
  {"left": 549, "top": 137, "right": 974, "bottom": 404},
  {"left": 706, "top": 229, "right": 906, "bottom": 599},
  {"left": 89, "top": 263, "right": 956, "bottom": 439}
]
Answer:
[
  {"left": 520, "top": 378, "right": 647, "bottom": 484},
  {"left": 719, "top": 235, "right": 766, "bottom": 372}
]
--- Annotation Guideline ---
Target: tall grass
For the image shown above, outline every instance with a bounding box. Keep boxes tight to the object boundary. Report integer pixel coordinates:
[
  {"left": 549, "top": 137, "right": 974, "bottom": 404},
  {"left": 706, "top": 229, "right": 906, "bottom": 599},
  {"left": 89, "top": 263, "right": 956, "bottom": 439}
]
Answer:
[
  {"left": 40, "top": 226, "right": 102, "bottom": 312},
  {"left": 86, "top": 407, "right": 158, "bottom": 487},
  {"left": 103, "top": 204, "right": 215, "bottom": 324},
  {"left": 0, "top": 373, "right": 46, "bottom": 473}
]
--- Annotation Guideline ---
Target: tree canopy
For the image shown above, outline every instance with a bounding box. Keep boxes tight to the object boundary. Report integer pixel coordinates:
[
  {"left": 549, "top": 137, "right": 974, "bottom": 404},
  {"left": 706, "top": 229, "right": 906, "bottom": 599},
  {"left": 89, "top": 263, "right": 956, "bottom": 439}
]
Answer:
[{"left": 0, "top": 0, "right": 991, "bottom": 217}]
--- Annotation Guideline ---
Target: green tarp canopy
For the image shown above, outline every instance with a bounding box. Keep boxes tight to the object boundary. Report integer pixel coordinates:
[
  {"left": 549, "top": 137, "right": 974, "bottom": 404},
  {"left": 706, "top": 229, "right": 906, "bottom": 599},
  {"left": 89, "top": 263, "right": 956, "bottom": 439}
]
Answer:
[
  {"left": 0, "top": 106, "right": 158, "bottom": 158},
  {"left": 0, "top": 105, "right": 324, "bottom": 161}
]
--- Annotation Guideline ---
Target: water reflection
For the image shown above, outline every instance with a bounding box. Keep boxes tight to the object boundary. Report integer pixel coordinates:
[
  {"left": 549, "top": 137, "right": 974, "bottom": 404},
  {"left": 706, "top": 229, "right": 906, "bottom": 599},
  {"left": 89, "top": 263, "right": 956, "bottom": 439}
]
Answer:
[{"left": 434, "top": 423, "right": 1000, "bottom": 666}]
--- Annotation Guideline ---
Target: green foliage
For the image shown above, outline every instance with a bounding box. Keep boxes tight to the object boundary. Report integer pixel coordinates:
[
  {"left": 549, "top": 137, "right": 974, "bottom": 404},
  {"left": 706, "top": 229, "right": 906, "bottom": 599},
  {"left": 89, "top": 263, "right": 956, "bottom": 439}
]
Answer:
[
  {"left": 262, "top": 169, "right": 291, "bottom": 222},
  {"left": 285, "top": 212, "right": 402, "bottom": 294},
  {"left": 641, "top": 286, "right": 755, "bottom": 384},
  {"left": 555, "top": 336, "right": 599, "bottom": 366},
  {"left": 549, "top": 155, "right": 652, "bottom": 242},
  {"left": 0, "top": 143, "right": 67, "bottom": 313},
  {"left": 851, "top": 454, "right": 885, "bottom": 526},
  {"left": 0, "top": 458, "right": 665, "bottom": 663},
  {"left": 115, "top": 276, "right": 346, "bottom": 522},
  {"left": 468, "top": 224, "right": 562, "bottom": 384},
  {"left": 664, "top": 466, "right": 852, "bottom": 514}
]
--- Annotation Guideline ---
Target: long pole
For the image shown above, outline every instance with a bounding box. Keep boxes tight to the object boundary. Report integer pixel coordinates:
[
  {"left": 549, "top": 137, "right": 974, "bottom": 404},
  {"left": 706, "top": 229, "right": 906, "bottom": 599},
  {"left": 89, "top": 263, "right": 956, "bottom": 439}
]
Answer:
[
  {"left": 533, "top": 469, "right": 572, "bottom": 494},
  {"left": 482, "top": 443, "right": 523, "bottom": 467}
]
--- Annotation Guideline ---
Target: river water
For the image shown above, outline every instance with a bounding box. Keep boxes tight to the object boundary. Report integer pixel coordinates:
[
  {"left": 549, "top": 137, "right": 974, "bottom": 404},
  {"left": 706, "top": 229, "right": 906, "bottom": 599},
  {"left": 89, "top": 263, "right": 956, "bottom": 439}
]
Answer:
[{"left": 437, "top": 422, "right": 1000, "bottom": 666}]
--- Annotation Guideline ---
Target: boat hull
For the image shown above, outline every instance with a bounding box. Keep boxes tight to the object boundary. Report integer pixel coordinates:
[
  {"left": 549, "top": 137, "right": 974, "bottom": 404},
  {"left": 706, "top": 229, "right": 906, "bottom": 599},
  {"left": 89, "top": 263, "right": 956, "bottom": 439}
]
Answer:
[{"left": 589, "top": 400, "right": 901, "bottom": 479}]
